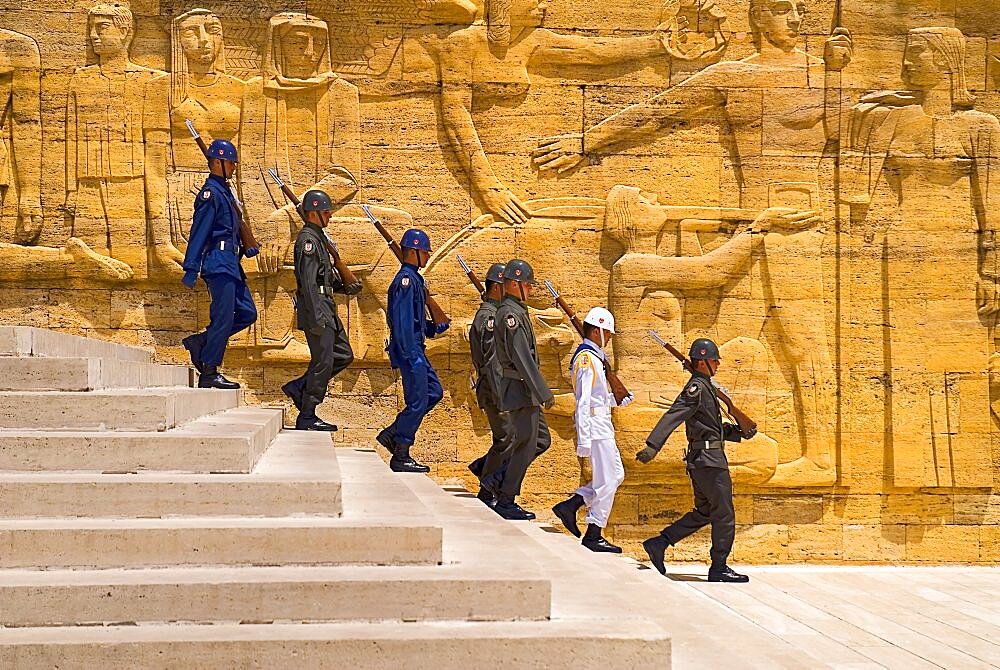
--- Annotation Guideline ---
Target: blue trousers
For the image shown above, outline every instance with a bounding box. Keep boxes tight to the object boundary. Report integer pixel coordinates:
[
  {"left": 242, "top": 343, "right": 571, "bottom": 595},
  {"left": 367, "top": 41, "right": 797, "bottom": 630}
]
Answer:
[
  {"left": 198, "top": 274, "right": 257, "bottom": 368},
  {"left": 387, "top": 357, "right": 443, "bottom": 447}
]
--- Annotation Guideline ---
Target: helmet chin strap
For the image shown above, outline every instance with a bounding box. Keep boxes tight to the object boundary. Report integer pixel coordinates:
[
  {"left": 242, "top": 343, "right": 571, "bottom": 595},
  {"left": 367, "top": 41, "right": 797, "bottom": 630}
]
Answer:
[{"left": 599, "top": 329, "right": 606, "bottom": 349}]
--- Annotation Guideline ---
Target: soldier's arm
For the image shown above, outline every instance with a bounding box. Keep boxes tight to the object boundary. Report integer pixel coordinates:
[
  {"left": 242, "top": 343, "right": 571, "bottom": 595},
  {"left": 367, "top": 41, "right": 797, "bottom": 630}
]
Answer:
[
  {"left": 645, "top": 384, "right": 699, "bottom": 451},
  {"left": 295, "top": 237, "right": 330, "bottom": 329},
  {"left": 573, "top": 352, "right": 597, "bottom": 449},
  {"left": 182, "top": 192, "right": 218, "bottom": 280},
  {"left": 506, "top": 317, "right": 554, "bottom": 406}
]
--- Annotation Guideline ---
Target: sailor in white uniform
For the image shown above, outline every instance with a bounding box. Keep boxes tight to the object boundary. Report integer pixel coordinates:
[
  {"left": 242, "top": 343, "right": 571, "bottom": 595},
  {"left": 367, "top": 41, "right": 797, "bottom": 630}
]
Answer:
[{"left": 552, "top": 307, "right": 633, "bottom": 552}]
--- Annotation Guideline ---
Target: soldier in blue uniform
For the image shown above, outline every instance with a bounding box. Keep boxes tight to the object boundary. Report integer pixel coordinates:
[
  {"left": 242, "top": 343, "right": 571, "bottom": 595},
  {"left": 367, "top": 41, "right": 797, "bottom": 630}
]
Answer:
[
  {"left": 376, "top": 229, "right": 449, "bottom": 473},
  {"left": 180, "top": 139, "right": 258, "bottom": 389}
]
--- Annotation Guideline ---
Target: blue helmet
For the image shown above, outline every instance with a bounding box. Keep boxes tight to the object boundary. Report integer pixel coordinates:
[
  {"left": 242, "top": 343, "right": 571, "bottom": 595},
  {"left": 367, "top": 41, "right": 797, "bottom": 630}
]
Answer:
[
  {"left": 207, "top": 139, "right": 238, "bottom": 164},
  {"left": 400, "top": 228, "right": 432, "bottom": 252}
]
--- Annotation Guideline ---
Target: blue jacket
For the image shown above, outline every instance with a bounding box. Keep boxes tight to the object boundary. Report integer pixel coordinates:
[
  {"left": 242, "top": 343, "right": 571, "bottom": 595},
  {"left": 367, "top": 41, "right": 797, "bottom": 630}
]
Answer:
[
  {"left": 386, "top": 263, "right": 436, "bottom": 368},
  {"left": 182, "top": 175, "right": 243, "bottom": 284}
]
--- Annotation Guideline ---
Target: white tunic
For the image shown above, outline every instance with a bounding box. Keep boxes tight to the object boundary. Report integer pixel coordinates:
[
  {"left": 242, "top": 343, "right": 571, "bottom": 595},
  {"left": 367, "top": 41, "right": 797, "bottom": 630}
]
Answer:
[{"left": 573, "top": 340, "right": 617, "bottom": 454}]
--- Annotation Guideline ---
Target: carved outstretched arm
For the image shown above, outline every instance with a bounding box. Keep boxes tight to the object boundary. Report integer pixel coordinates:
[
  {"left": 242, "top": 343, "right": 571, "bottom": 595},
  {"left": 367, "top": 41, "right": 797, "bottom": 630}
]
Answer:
[
  {"left": 437, "top": 45, "right": 531, "bottom": 224},
  {"left": 531, "top": 30, "right": 664, "bottom": 67},
  {"left": 533, "top": 67, "right": 725, "bottom": 172},
  {"left": 614, "top": 231, "right": 755, "bottom": 292}
]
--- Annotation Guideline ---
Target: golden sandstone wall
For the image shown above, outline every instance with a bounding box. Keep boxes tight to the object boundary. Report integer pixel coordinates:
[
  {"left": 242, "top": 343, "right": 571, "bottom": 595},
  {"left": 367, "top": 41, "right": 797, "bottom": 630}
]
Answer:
[{"left": 1, "top": 0, "right": 998, "bottom": 562}]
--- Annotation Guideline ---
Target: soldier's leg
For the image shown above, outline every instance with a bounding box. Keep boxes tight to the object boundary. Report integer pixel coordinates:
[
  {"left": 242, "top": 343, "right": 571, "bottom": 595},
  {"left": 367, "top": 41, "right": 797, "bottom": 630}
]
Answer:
[
  {"left": 478, "top": 389, "right": 512, "bottom": 490},
  {"left": 328, "top": 314, "right": 355, "bottom": 379},
  {"left": 700, "top": 467, "right": 736, "bottom": 568},
  {"left": 230, "top": 279, "right": 258, "bottom": 336},
  {"left": 392, "top": 359, "right": 430, "bottom": 448},
  {"left": 201, "top": 275, "right": 238, "bottom": 369},
  {"left": 660, "top": 470, "right": 712, "bottom": 545},
  {"left": 531, "top": 412, "right": 551, "bottom": 463},
  {"left": 301, "top": 327, "right": 335, "bottom": 418},
  {"left": 583, "top": 438, "right": 625, "bottom": 528},
  {"left": 499, "top": 406, "right": 540, "bottom": 498}
]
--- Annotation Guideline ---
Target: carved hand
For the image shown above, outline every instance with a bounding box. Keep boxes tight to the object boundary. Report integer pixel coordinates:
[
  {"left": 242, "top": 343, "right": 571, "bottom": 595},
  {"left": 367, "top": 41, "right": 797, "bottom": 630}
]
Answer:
[
  {"left": 258, "top": 241, "right": 287, "bottom": 275},
  {"left": 14, "top": 206, "right": 42, "bottom": 245},
  {"left": 480, "top": 182, "right": 532, "bottom": 225},
  {"left": 976, "top": 278, "right": 1000, "bottom": 324},
  {"left": 154, "top": 242, "right": 185, "bottom": 274},
  {"left": 751, "top": 207, "right": 822, "bottom": 234},
  {"left": 825, "top": 27, "right": 853, "bottom": 72},
  {"left": 532, "top": 134, "right": 586, "bottom": 174}
]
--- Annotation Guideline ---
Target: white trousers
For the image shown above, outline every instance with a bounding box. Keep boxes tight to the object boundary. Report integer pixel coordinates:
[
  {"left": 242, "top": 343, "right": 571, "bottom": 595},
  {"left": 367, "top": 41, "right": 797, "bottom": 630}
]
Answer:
[{"left": 575, "top": 438, "right": 625, "bottom": 528}]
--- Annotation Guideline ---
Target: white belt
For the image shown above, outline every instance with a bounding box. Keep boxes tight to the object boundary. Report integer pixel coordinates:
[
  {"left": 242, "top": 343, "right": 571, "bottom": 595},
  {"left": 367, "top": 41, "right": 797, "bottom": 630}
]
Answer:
[{"left": 589, "top": 406, "right": 612, "bottom": 417}]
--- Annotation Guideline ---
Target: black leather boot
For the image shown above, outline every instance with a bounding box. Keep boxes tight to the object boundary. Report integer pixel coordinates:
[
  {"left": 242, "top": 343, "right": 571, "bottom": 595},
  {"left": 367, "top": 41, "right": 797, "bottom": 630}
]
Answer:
[
  {"left": 582, "top": 523, "right": 623, "bottom": 553},
  {"left": 198, "top": 368, "right": 240, "bottom": 390},
  {"left": 494, "top": 494, "right": 535, "bottom": 520},
  {"left": 281, "top": 380, "right": 303, "bottom": 411},
  {"left": 295, "top": 415, "right": 338, "bottom": 431},
  {"left": 468, "top": 455, "right": 487, "bottom": 478},
  {"left": 708, "top": 565, "right": 750, "bottom": 583},
  {"left": 389, "top": 444, "right": 430, "bottom": 473},
  {"left": 476, "top": 487, "right": 496, "bottom": 507},
  {"left": 551, "top": 494, "right": 585, "bottom": 538},
  {"left": 181, "top": 334, "right": 205, "bottom": 373},
  {"left": 375, "top": 426, "right": 398, "bottom": 455},
  {"left": 642, "top": 535, "right": 671, "bottom": 575}
]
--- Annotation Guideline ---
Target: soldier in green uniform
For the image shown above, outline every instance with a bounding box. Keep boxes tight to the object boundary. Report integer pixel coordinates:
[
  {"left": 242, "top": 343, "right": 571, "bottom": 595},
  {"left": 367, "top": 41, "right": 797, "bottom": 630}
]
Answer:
[
  {"left": 282, "top": 189, "right": 355, "bottom": 431},
  {"left": 467, "top": 262, "right": 510, "bottom": 506},
  {"left": 636, "top": 338, "right": 749, "bottom": 583},
  {"left": 493, "top": 259, "right": 553, "bottom": 520}
]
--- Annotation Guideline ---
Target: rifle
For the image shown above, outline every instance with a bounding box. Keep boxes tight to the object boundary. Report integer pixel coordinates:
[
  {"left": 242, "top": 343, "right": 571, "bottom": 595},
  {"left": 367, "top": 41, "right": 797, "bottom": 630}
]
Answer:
[
  {"left": 266, "top": 167, "right": 363, "bottom": 295},
  {"left": 185, "top": 120, "right": 260, "bottom": 252},
  {"left": 361, "top": 204, "right": 451, "bottom": 328},
  {"left": 543, "top": 280, "right": 631, "bottom": 405},
  {"left": 647, "top": 330, "right": 758, "bottom": 439},
  {"left": 456, "top": 254, "right": 486, "bottom": 297}
]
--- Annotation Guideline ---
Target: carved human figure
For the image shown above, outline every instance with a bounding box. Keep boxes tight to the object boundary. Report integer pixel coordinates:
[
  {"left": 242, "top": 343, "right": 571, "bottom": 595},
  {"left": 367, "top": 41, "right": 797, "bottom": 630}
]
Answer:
[
  {"left": 534, "top": 0, "right": 850, "bottom": 486},
  {"left": 144, "top": 9, "right": 246, "bottom": 273},
  {"left": 66, "top": 3, "right": 165, "bottom": 279},
  {"left": 238, "top": 13, "right": 409, "bottom": 361},
  {"left": 843, "top": 27, "right": 1000, "bottom": 488},
  {"left": 0, "top": 30, "right": 41, "bottom": 246},
  {"left": 429, "top": 0, "right": 681, "bottom": 224}
]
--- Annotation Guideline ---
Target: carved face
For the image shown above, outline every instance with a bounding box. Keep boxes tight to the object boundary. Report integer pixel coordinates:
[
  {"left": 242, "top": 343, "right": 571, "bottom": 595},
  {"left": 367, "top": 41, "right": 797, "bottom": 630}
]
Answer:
[
  {"left": 752, "top": 0, "right": 805, "bottom": 51},
  {"left": 279, "top": 27, "right": 327, "bottom": 79},
  {"left": 636, "top": 191, "right": 667, "bottom": 229},
  {"left": 89, "top": 14, "right": 130, "bottom": 56},
  {"left": 902, "top": 35, "right": 946, "bottom": 90},
  {"left": 179, "top": 15, "right": 223, "bottom": 66},
  {"left": 510, "top": 0, "right": 547, "bottom": 29}
]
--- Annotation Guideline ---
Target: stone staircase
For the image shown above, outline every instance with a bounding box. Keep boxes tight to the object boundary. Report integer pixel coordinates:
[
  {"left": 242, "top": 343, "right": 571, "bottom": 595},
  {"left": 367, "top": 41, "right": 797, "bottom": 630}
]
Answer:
[{"left": 0, "top": 327, "right": 671, "bottom": 669}]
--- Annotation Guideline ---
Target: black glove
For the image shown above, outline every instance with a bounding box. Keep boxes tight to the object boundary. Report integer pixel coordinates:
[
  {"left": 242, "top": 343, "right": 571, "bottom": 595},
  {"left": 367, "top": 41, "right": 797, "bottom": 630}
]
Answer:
[{"left": 636, "top": 446, "right": 658, "bottom": 464}]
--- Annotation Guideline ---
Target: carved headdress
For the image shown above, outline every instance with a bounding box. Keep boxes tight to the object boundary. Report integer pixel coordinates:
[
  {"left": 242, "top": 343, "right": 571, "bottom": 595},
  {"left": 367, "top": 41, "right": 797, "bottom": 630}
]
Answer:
[
  {"left": 170, "top": 9, "right": 227, "bottom": 110},
  {"left": 908, "top": 27, "right": 975, "bottom": 109},
  {"left": 263, "top": 13, "right": 336, "bottom": 92}
]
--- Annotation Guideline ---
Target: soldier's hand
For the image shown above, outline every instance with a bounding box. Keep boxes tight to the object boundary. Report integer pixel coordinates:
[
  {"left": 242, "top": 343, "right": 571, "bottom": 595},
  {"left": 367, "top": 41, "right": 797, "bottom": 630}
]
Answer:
[
  {"left": 344, "top": 280, "right": 363, "bottom": 296},
  {"left": 181, "top": 271, "right": 198, "bottom": 289},
  {"left": 245, "top": 246, "right": 260, "bottom": 259},
  {"left": 636, "top": 446, "right": 658, "bottom": 464},
  {"left": 542, "top": 396, "right": 555, "bottom": 411},
  {"left": 619, "top": 393, "right": 635, "bottom": 408}
]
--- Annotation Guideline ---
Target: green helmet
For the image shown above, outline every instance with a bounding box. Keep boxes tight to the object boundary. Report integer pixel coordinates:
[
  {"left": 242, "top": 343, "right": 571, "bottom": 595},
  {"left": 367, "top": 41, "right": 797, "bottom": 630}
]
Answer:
[
  {"left": 302, "top": 189, "right": 333, "bottom": 213},
  {"left": 689, "top": 338, "right": 721, "bottom": 361},
  {"left": 503, "top": 259, "right": 535, "bottom": 284}
]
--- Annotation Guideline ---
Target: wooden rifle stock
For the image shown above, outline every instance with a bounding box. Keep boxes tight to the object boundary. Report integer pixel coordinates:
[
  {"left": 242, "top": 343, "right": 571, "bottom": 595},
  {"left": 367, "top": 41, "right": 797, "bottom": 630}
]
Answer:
[
  {"left": 185, "top": 120, "right": 259, "bottom": 251},
  {"left": 544, "top": 281, "right": 630, "bottom": 405},
  {"left": 265, "top": 168, "right": 362, "bottom": 294},
  {"left": 647, "top": 331, "right": 758, "bottom": 439},
  {"left": 362, "top": 205, "right": 451, "bottom": 328}
]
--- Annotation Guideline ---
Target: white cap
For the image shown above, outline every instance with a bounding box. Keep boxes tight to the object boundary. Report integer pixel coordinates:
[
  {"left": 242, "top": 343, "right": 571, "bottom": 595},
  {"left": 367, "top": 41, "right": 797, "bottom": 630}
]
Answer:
[{"left": 583, "top": 307, "right": 615, "bottom": 334}]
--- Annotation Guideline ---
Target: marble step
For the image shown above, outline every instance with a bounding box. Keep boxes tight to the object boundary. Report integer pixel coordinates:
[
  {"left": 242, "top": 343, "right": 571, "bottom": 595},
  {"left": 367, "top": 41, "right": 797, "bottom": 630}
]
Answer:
[
  {"left": 0, "top": 357, "right": 190, "bottom": 391},
  {"left": 0, "top": 517, "right": 442, "bottom": 569},
  {"left": 0, "top": 430, "right": 340, "bottom": 518},
  {"left": 0, "top": 564, "right": 550, "bottom": 627},
  {"left": 0, "top": 387, "right": 238, "bottom": 431},
  {"left": 0, "top": 619, "right": 670, "bottom": 669},
  {"left": 0, "top": 327, "right": 152, "bottom": 363},
  {"left": 0, "top": 407, "right": 283, "bottom": 473}
]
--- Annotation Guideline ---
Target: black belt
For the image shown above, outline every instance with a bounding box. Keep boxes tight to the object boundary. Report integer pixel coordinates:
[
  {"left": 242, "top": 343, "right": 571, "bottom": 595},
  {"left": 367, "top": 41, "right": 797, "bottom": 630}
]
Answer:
[
  {"left": 688, "top": 440, "right": 724, "bottom": 450},
  {"left": 318, "top": 286, "right": 334, "bottom": 296}
]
